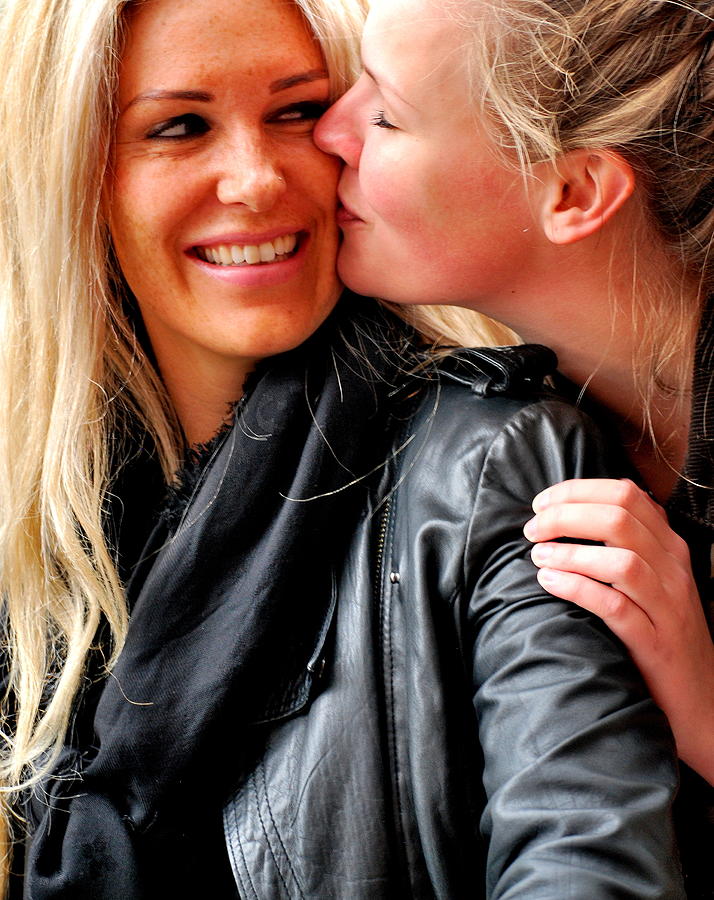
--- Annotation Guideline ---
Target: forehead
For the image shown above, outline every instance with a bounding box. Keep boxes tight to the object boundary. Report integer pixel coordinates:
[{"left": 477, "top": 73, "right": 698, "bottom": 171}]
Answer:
[
  {"left": 363, "top": 0, "right": 464, "bottom": 82},
  {"left": 118, "top": 0, "right": 321, "bottom": 98},
  {"left": 363, "top": 0, "right": 472, "bottom": 114}
]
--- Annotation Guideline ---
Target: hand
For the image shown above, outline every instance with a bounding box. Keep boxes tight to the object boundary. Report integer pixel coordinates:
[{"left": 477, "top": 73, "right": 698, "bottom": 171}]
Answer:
[{"left": 523, "top": 478, "right": 714, "bottom": 784}]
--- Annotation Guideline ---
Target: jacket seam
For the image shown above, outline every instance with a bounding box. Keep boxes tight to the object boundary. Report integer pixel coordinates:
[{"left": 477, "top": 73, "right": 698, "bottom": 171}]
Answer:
[
  {"left": 247, "top": 767, "right": 291, "bottom": 896},
  {"left": 461, "top": 399, "right": 555, "bottom": 592},
  {"left": 224, "top": 791, "right": 259, "bottom": 900},
  {"left": 253, "top": 759, "right": 303, "bottom": 898}
]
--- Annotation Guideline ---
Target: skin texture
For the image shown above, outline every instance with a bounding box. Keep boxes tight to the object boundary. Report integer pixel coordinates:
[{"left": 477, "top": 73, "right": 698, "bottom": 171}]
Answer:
[
  {"left": 109, "top": 0, "right": 341, "bottom": 444},
  {"left": 315, "top": 0, "right": 713, "bottom": 782}
]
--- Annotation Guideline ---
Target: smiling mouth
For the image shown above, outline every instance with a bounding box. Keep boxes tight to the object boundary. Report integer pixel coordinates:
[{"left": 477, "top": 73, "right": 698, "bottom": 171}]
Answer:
[{"left": 194, "top": 232, "right": 300, "bottom": 266}]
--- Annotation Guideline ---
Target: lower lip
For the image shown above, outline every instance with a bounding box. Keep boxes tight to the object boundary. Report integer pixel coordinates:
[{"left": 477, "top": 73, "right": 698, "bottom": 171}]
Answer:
[
  {"left": 336, "top": 206, "right": 364, "bottom": 227},
  {"left": 188, "top": 235, "right": 309, "bottom": 287}
]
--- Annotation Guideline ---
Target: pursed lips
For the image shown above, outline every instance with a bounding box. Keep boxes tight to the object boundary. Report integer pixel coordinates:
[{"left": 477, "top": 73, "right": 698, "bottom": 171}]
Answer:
[{"left": 336, "top": 192, "right": 364, "bottom": 224}]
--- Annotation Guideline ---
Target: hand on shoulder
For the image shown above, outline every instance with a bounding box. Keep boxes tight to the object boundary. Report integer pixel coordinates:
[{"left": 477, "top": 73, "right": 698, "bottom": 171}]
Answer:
[{"left": 523, "top": 477, "right": 714, "bottom": 785}]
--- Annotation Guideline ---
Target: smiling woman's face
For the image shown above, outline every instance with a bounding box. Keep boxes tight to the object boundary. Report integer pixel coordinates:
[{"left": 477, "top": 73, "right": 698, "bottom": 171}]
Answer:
[{"left": 109, "top": 0, "right": 341, "bottom": 406}]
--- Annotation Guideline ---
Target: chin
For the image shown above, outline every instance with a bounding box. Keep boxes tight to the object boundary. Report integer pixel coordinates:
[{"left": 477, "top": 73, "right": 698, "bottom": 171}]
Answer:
[{"left": 336, "top": 252, "right": 380, "bottom": 301}]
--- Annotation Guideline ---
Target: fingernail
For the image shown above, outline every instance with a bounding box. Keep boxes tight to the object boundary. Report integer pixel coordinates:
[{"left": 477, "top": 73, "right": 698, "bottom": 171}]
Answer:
[
  {"left": 536, "top": 568, "right": 559, "bottom": 587},
  {"left": 532, "top": 489, "right": 550, "bottom": 512},
  {"left": 531, "top": 543, "right": 553, "bottom": 563},
  {"left": 523, "top": 517, "right": 538, "bottom": 540}
]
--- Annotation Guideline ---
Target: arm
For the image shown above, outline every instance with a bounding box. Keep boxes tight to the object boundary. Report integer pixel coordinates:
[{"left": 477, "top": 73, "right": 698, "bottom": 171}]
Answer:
[
  {"left": 524, "top": 477, "right": 714, "bottom": 784},
  {"left": 464, "top": 403, "right": 685, "bottom": 898}
]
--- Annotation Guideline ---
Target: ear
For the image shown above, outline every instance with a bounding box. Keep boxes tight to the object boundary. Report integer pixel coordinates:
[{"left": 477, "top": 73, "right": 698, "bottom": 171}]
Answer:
[{"left": 539, "top": 150, "right": 635, "bottom": 246}]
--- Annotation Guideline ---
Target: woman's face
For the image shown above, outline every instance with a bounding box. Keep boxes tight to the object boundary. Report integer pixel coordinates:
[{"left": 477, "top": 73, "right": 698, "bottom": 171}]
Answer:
[
  {"left": 109, "top": 0, "right": 341, "bottom": 393},
  {"left": 314, "top": 0, "right": 540, "bottom": 314}
]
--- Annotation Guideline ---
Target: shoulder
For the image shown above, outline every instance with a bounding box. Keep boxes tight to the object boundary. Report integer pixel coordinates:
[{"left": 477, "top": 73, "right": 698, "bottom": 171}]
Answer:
[{"left": 399, "top": 345, "right": 616, "bottom": 489}]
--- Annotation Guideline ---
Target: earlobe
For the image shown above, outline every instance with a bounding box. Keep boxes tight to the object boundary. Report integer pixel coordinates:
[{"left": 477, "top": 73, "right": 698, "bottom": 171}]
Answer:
[{"left": 540, "top": 150, "right": 636, "bottom": 245}]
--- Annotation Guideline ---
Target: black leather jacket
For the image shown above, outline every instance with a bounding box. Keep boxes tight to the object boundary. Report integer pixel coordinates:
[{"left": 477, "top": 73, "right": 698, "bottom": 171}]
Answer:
[{"left": 221, "top": 352, "right": 684, "bottom": 899}]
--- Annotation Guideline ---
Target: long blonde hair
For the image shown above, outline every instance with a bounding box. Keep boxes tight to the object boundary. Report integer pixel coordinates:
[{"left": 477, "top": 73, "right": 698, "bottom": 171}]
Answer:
[
  {"left": 0, "top": 0, "right": 509, "bottom": 886},
  {"left": 449, "top": 0, "right": 714, "bottom": 413}
]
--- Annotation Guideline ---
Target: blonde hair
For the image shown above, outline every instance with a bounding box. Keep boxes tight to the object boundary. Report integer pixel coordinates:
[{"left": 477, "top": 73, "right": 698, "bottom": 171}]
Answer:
[
  {"left": 0, "top": 0, "right": 173, "bottom": 877},
  {"left": 448, "top": 0, "right": 714, "bottom": 411},
  {"left": 0, "top": 0, "right": 508, "bottom": 886}
]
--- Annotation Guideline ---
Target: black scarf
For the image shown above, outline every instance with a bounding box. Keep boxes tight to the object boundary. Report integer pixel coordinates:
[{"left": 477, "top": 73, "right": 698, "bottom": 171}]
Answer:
[{"left": 23, "top": 298, "right": 415, "bottom": 899}]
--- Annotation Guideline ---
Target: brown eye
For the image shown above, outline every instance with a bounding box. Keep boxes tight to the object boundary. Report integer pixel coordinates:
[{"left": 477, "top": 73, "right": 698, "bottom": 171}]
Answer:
[
  {"left": 271, "top": 101, "right": 329, "bottom": 123},
  {"left": 147, "top": 113, "right": 210, "bottom": 139}
]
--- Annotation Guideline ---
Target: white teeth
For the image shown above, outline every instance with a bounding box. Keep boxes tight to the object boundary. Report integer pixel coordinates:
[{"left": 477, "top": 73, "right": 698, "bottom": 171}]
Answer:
[
  {"left": 259, "top": 242, "right": 276, "bottom": 263},
  {"left": 244, "top": 245, "right": 260, "bottom": 264},
  {"left": 197, "top": 233, "right": 299, "bottom": 267}
]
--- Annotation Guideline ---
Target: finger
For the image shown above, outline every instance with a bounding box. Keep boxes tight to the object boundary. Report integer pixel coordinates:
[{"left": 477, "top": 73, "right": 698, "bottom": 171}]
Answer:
[
  {"left": 533, "top": 478, "right": 672, "bottom": 540},
  {"left": 524, "top": 500, "right": 688, "bottom": 565},
  {"left": 530, "top": 542, "right": 661, "bottom": 611},
  {"left": 525, "top": 502, "right": 654, "bottom": 550},
  {"left": 535, "top": 567, "right": 656, "bottom": 645}
]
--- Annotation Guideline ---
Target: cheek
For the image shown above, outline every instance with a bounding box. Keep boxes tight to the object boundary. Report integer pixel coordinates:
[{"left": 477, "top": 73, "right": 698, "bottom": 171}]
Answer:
[
  {"left": 109, "top": 165, "right": 160, "bottom": 259},
  {"left": 303, "top": 150, "right": 341, "bottom": 213},
  {"left": 297, "top": 145, "right": 337, "bottom": 195},
  {"left": 107, "top": 169, "right": 181, "bottom": 313},
  {"left": 361, "top": 150, "right": 427, "bottom": 239},
  {"left": 110, "top": 154, "right": 197, "bottom": 249}
]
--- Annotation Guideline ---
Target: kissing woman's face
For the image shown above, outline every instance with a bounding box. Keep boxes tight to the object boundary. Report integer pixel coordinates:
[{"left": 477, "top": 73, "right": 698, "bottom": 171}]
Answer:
[{"left": 315, "top": 0, "right": 542, "bottom": 319}]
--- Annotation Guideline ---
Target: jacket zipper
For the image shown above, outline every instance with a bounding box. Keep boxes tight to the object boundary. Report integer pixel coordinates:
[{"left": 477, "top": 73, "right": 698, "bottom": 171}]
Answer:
[
  {"left": 375, "top": 495, "right": 413, "bottom": 897},
  {"left": 374, "top": 498, "right": 392, "bottom": 600}
]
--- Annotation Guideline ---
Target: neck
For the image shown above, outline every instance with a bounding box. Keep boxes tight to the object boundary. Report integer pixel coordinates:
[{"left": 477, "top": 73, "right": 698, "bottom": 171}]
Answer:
[
  {"left": 539, "top": 299, "right": 694, "bottom": 504},
  {"left": 156, "top": 351, "right": 253, "bottom": 447},
  {"left": 502, "top": 227, "right": 698, "bottom": 503}
]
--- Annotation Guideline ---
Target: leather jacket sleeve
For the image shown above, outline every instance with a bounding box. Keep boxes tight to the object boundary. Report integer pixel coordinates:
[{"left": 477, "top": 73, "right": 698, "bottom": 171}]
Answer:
[{"left": 460, "top": 399, "right": 684, "bottom": 898}]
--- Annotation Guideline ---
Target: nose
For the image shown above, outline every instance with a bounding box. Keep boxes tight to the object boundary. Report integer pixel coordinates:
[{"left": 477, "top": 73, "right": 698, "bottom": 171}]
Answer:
[
  {"left": 216, "top": 139, "right": 287, "bottom": 212},
  {"left": 314, "top": 84, "right": 363, "bottom": 169}
]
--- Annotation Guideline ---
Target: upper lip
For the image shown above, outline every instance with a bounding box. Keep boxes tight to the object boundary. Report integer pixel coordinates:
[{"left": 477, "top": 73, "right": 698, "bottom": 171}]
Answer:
[
  {"left": 185, "top": 228, "right": 304, "bottom": 250},
  {"left": 337, "top": 193, "right": 363, "bottom": 221}
]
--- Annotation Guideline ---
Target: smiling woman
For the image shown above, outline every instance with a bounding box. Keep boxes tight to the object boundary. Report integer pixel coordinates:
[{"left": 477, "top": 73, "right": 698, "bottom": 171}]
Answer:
[{"left": 108, "top": 0, "right": 342, "bottom": 443}]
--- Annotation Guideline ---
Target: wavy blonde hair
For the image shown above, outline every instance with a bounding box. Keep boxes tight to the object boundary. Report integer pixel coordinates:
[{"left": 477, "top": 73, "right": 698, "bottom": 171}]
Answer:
[
  {"left": 0, "top": 0, "right": 509, "bottom": 887},
  {"left": 448, "top": 0, "right": 714, "bottom": 417}
]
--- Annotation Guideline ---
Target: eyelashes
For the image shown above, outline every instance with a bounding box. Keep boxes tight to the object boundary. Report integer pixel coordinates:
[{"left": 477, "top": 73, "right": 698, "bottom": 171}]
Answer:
[
  {"left": 370, "top": 110, "right": 397, "bottom": 130},
  {"left": 272, "top": 100, "right": 330, "bottom": 123},
  {"left": 146, "top": 113, "right": 208, "bottom": 140}
]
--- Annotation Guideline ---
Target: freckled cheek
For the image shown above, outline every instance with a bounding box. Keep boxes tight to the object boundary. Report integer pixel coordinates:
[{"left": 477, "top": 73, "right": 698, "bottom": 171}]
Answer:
[
  {"left": 110, "top": 167, "right": 154, "bottom": 238},
  {"left": 110, "top": 174, "right": 188, "bottom": 265},
  {"left": 301, "top": 155, "right": 341, "bottom": 218}
]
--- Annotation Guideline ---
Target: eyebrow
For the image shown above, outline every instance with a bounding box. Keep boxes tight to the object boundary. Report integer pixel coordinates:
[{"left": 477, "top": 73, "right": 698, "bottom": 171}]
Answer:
[
  {"left": 122, "top": 69, "right": 329, "bottom": 113},
  {"left": 123, "top": 89, "right": 213, "bottom": 113},
  {"left": 363, "top": 64, "right": 416, "bottom": 109},
  {"left": 269, "top": 68, "right": 329, "bottom": 93}
]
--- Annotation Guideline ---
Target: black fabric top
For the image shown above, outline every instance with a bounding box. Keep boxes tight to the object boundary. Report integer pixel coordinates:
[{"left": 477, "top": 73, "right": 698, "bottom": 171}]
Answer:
[{"left": 21, "top": 297, "right": 418, "bottom": 899}]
